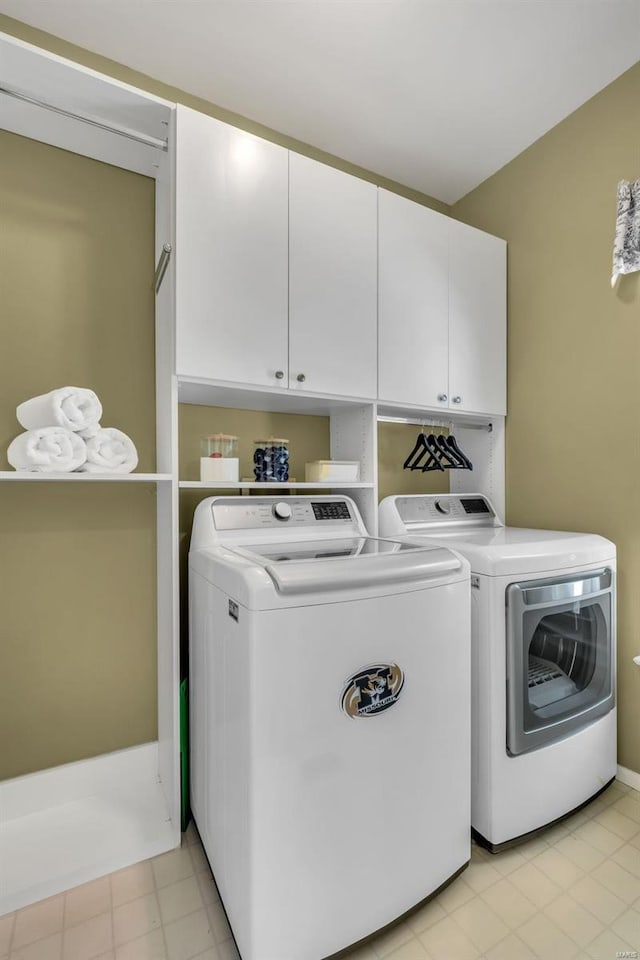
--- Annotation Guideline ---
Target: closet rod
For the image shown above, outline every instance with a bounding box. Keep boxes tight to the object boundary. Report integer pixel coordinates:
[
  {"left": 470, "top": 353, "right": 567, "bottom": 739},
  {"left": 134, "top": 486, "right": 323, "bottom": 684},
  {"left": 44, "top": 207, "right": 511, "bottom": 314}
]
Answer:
[
  {"left": 0, "top": 85, "right": 169, "bottom": 151},
  {"left": 378, "top": 414, "right": 493, "bottom": 433}
]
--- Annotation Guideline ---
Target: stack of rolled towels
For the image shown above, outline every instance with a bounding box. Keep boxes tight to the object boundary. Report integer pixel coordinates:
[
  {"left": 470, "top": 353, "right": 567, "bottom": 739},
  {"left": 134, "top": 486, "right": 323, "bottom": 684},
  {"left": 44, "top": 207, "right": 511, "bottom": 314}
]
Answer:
[{"left": 7, "top": 387, "right": 139, "bottom": 474}]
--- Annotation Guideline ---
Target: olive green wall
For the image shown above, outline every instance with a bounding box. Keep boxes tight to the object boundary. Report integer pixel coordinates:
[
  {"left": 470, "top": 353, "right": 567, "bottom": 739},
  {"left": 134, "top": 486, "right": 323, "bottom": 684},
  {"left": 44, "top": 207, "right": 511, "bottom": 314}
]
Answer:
[
  {"left": 0, "top": 14, "right": 448, "bottom": 216},
  {"left": 0, "top": 130, "right": 158, "bottom": 780},
  {"left": 453, "top": 61, "right": 640, "bottom": 774}
]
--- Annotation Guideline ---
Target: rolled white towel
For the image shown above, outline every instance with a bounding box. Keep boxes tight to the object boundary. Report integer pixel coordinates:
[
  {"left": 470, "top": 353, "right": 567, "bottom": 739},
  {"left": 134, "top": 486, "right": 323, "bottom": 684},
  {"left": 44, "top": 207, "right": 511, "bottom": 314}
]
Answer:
[
  {"left": 77, "top": 422, "right": 101, "bottom": 440},
  {"left": 17, "top": 387, "right": 102, "bottom": 433},
  {"left": 77, "top": 427, "right": 138, "bottom": 474},
  {"left": 7, "top": 427, "right": 87, "bottom": 472}
]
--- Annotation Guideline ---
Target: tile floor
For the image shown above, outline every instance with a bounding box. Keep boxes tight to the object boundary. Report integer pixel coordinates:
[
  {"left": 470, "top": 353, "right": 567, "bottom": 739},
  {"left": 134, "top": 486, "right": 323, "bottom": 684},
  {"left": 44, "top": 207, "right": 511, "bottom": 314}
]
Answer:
[{"left": 1, "top": 779, "right": 638, "bottom": 960}]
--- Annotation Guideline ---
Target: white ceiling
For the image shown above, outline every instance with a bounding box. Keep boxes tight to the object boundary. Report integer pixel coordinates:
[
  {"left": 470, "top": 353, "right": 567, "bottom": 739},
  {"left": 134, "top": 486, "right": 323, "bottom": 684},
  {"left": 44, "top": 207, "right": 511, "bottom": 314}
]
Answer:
[{"left": 1, "top": 0, "right": 639, "bottom": 203}]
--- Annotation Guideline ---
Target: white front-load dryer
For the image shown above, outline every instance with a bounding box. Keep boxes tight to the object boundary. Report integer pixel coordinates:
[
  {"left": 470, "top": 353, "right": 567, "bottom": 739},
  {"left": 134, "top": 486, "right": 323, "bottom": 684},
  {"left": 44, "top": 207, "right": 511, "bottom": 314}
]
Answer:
[
  {"left": 379, "top": 493, "right": 617, "bottom": 851},
  {"left": 189, "top": 496, "right": 471, "bottom": 960}
]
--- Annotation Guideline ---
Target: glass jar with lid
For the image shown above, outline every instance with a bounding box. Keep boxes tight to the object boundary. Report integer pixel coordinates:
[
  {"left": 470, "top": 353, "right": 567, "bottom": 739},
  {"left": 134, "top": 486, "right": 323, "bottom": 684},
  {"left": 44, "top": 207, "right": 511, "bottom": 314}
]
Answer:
[
  {"left": 253, "top": 437, "right": 289, "bottom": 482},
  {"left": 200, "top": 434, "right": 239, "bottom": 482}
]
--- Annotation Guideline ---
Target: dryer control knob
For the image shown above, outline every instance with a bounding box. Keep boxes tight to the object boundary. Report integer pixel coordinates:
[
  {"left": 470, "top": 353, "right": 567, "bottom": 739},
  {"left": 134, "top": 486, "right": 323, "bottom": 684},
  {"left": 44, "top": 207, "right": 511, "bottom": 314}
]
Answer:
[
  {"left": 435, "top": 499, "right": 450, "bottom": 515},
  {"left": 273, "top": 501, "right": 292, "bottom": 521}
]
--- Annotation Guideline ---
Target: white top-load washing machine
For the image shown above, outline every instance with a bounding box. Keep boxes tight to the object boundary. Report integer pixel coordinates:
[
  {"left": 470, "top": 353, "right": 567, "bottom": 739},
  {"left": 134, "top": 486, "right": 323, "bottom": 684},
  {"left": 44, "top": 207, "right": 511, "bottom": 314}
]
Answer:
[
  {"left": 189, "top": 495, "right": 471, "bottom": 960},
  {"left": 379, "top": 493, "right": 617, "bottom": 852}
]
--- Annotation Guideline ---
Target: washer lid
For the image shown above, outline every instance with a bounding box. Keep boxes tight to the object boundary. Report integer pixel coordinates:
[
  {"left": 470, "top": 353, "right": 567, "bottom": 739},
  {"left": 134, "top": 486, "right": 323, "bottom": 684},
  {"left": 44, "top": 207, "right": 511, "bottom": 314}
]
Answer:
[
  {"left": 409, "top": 527, "right": 616, "bottom": 576},
  {"left": 226, "top": 537, "right": 464, "bottom": 594}
]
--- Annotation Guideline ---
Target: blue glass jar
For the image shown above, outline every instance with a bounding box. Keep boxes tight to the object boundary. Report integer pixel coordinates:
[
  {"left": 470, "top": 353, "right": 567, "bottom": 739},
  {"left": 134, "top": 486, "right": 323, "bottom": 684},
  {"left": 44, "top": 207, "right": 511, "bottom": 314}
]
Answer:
[{"left": 253, "top": 437, "right": 289, "bottom": 482}]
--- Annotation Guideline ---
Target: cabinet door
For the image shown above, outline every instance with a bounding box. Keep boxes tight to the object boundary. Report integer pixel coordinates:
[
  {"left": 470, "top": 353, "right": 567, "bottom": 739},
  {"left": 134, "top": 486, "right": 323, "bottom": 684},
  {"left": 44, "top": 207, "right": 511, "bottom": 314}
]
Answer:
[
  {"left": 289, "top": 154, "right": 377, "bottom": 398},
  {"left": 378, "top": 190, "right": 449, "bottom": 408},
  {"left": 448, "top": 220, "right": 507, "bottom": 416},
  {"left": 175, "top": 106, "right": 289, "bottom": 386}
]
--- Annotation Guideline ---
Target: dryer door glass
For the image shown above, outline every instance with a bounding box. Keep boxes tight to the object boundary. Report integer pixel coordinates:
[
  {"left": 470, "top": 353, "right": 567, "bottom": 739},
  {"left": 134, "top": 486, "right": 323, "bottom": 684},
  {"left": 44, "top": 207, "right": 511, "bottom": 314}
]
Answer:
[{"left": 506, "top": 569, "right": 614, "bottom": 756}]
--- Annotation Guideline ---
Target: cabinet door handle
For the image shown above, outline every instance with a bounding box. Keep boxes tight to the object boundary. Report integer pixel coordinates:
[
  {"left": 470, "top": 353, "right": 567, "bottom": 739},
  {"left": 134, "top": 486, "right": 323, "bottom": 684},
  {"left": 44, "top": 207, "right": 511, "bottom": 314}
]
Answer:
[
  {"left": 296, "top": 373, "right": 306, "bottom": 383},
  {"left": 452, "top": 395, "right": 462, "bottom": 404},
  {"left": 438, "top": 393, "right": 448, "bottom": 402},
  {"left": 275, "top": 370, "right": 285, "bottom": 380}
]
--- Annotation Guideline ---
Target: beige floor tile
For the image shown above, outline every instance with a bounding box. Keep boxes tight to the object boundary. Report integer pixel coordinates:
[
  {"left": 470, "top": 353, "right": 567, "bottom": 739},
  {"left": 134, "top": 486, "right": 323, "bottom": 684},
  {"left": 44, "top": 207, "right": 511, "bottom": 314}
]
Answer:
[
  {"left": 94, "top": 953, "right": 115, "bottom": 960},
  {"left": 205, "top": 903, "right": 232, "bottom": 945},
  {"left": 62, "top": 913, "right": 113, "bottom": 960},
  {"left": 554, "top": 834, "right": 607, "bottom": 871},
  {"left": 214, "top": 942, "right": 239, "bottom": 960},
  {"left": 370, "top": 920, "right": 413, "bottom": 957},
  {"left": 586, "top": 927, "right": 637, "bottom": 960},
  {"left": 113, "top": 893, "right": 161, "bottom": 947},
  {"left": 406, "top": 900, "right": 447, "bottom": 935},
  {"left": 612, "top": 842, "right": 640, "bottom": 878},
  {"left": 13, "top": 896, "right": 64, "bottom": 949},
  {"left": 516, "top": 836, "right": 551, "bottom": 860},
  {"left": 10, "top": 932, "right": 63, "bottom": 960},
  {"left": 530, "top": 847, "right": 584, "bottom": 888},
  {"left": 152, "top": 849, "right": 194, "bottom": 890},
  {"left": 418, "top": 916, "right": 480, "bottom": 960},
  {"left": 195, "top": 873, "right": 220, "bottom": 907},
  {"left": 610, "top": 906, "right": 640, "bottom": 948},
  {"left": 594, "top": 807, "right": 640, "bottom": 841},
  {"left": 569, "top": 874, "right": 627, "bottom": 925},
  {"left": 64, "top": 879, "right": 111, "bottom": 929},
  {"left": 631, "top": 832, "right": 640, "bottom": 851},
  {"left": 508, "top": 862, "right": 562, "bottom": 909},
  {"left": 543, "top": 893, "right": 604, "bottom": 948},
  {"left": 342, "top": 943, "right": 378, "bottom": 960},
  {"left": 613, "top": 797, "right": 640, "bottom": 824},
  {"left": 592, "top": 858, "right": 640, "bottom": 904},
  {"left": 434, "top": 878, "right": 475, "bottom": 913},
  {"left": 384, "top": 938, "right": 430, "bottom": 960},
  {"left": 157, "top": 877, "right": 203, "bottom": 926},
  {"left": 188, "top": 846, "right": 211, "bottom": 877},
  {"left": 490, "top": 848, "right": 528, "bottom": 876},
  {"left": 518, "top": 914, "right": 581, "bottom": 959},
  {"left": 483, "top": 933, "right": 536, "bottom": 960},
  {"left": 449, "top": 897, "right": 510, "bottom": 952},
  {"left": 110, "top": 863, "right": 154, "bottom": 908},
  {"left": 480, "top": 878, "right": 538, "bottom": 929},
  {"left": 460, "top": 860, "right": 502, "bottom": 894},
  {"left": 164, "top": 909, "right": 216, "bottom": 960},
  {"left": 115, "top": 928, "right": 166, "bottom": 960},
  {"left": 574, "top": 819, "right": 627, "bottom": 855},
  {"left": 0, "top": 914, "right": 14, "bottom": 957},
  {"left": 541, "top": 820, "right": 573, "bottom": 846}
]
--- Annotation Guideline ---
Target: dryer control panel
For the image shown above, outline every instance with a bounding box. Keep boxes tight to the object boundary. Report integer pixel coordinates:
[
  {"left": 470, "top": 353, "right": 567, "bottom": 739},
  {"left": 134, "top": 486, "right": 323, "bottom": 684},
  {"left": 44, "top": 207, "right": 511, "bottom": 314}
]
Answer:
[{"left": 393, "top": 494, "right": 500, "bottom": 529}]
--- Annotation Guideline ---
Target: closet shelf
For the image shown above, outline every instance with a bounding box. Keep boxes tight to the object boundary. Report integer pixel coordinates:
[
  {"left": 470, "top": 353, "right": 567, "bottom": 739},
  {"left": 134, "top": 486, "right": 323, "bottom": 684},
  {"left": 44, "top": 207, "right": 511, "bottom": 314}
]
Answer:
[
  {"left": 179, "top": 480, "right": 374, "bottom": 490},
  {"left": 0, "top": 471, "right": 173, "bottom": 483}
]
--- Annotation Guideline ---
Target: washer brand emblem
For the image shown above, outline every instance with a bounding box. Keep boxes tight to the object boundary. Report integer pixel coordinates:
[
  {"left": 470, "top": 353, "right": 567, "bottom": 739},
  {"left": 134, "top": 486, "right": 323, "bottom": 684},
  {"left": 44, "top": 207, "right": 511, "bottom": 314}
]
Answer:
[{"left": 341, "top": 663, "right": 404, "bottom": 718}]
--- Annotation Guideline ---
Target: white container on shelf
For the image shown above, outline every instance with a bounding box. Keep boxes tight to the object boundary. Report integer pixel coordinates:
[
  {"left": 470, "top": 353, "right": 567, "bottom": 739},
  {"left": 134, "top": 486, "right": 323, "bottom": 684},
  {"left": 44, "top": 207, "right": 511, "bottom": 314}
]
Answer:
[
  {"left": 305, "top": 460, "right": 361, "bottom": 483},
  {"left": 200, "top": 434, "right": 239, "bottom": 482}
]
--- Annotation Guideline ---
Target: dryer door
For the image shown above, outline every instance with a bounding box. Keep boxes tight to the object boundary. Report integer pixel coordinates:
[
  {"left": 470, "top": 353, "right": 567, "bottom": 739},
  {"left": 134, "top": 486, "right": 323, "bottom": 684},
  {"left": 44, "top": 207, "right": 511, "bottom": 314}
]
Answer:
[{"left": 506, "top": 569, "right": 614, "bottom": 756}]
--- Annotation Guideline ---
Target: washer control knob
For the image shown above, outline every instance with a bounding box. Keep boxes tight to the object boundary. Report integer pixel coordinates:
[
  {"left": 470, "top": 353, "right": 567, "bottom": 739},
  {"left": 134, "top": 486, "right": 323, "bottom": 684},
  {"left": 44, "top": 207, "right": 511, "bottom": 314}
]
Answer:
[
  {"left": 273, "top": 501, "right": 292, "bottom": 521},
  {"left": 435, "top": 499, "right": 450, "bottom": 515}
]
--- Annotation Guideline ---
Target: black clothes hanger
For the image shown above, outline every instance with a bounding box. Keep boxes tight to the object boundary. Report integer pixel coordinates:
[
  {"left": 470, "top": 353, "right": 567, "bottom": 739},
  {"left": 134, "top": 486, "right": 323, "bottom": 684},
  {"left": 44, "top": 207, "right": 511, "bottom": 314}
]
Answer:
[
  {"left": 446, "top": 434, "right": 473, "bottom": 470},
  {"left": 403, "top": 431, "right": 429, "bottom": 470}
]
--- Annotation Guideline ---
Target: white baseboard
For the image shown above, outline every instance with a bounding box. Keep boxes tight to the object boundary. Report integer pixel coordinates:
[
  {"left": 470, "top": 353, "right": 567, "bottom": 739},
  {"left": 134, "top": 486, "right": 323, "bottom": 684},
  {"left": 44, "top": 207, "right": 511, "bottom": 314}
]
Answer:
[
  {"left": 0, "top": 742, "right": 179, "bottom": 916},
  {"left": 617, "top": 764, "right": 640, "bottom": 793}
]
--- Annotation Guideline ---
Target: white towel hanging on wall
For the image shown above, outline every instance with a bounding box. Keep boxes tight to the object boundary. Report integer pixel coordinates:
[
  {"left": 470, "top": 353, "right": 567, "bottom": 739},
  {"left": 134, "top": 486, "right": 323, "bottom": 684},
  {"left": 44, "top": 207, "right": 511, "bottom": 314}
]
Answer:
[{"left": 611, "top": 180, "right": 640, "bottom": 288}]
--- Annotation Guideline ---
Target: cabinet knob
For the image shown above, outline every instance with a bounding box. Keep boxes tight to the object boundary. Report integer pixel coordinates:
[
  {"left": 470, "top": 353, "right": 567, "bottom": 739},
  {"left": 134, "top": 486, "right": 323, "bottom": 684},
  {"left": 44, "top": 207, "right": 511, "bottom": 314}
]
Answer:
[
  {"left": 296, "top": 373, "right": 306, "bottom": 383},
  {"left": 452, "top": 395, "right": 462, "bottom": 404},
  {"left": 275, "top": 370, "right": 284, "bottom": 380},
  {"left": 438, "top": 393, "right": 448, "bottom": 402}
]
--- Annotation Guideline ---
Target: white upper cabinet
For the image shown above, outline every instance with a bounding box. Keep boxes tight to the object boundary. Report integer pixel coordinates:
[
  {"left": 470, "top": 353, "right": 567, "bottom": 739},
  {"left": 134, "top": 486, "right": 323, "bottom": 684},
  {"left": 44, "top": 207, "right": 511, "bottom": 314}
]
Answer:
[
  {"left": 378, "top": 190, "right": 449, "bottom": 408},
  {"left": 448, "top": 219, "right": 506, "bottom": 416},
  {"left": 289, "top": 155, "right": 378, "bottom": 398},
  {"left": 175, "top": 106, "right": 289, "bottom": 387},
  {"left": 378, "top": 189, "right": 506, "bottom": 417}
]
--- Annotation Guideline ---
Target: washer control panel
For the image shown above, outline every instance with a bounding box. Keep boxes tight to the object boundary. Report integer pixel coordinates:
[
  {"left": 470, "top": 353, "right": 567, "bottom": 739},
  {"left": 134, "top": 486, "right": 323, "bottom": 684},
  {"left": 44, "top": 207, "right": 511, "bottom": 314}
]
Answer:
[{"left": 212, "top": 497, "right": 354, "bottom": 531}]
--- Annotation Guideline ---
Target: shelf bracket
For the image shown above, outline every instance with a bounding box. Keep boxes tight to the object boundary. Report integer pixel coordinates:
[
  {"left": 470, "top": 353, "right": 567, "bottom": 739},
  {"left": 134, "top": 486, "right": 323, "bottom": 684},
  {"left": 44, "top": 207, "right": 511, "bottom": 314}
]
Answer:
[{"left": 154, "top": 243, "right": 172, "bottom": 294}]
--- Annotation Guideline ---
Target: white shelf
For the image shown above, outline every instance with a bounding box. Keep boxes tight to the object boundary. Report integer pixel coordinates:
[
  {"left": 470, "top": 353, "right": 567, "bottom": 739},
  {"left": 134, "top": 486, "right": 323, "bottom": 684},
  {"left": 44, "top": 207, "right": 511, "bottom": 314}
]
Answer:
[
  {"left": 0, "top": 471, "right": 173, "bottom": 482},
  {"left": 178, "top": 376, "right": 373, "bottom": 416},
  {"left": 179, "top": 481, "right": 374, "bottom": 490},
  {"left": 0, "top": 744, "right": 175, "bottom": 915}
]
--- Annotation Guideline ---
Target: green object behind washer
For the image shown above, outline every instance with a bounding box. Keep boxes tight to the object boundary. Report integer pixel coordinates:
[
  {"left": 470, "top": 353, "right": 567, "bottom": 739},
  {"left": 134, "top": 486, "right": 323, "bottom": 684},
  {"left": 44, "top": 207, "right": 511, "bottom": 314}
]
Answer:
[{"left": 180, "top": 678, "right": 189, "bottom": 832}]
